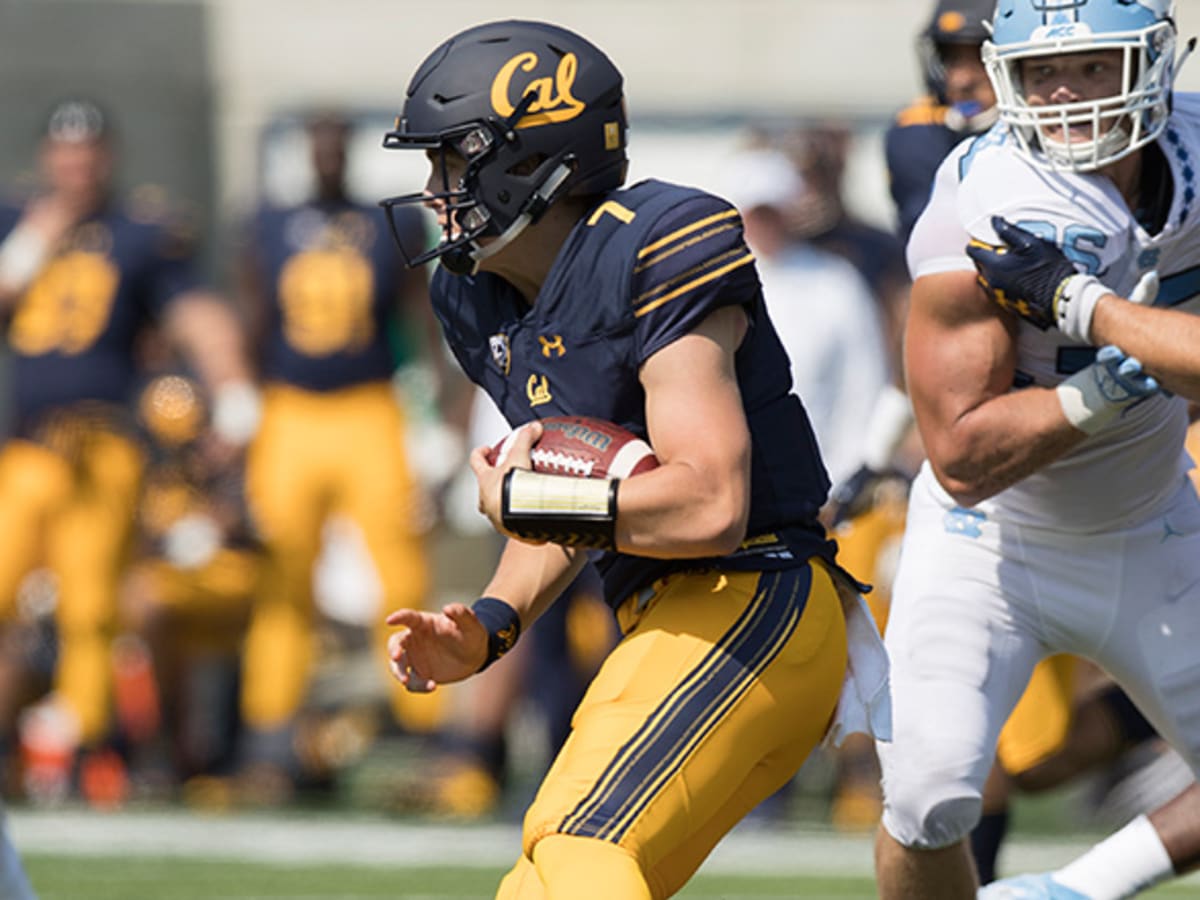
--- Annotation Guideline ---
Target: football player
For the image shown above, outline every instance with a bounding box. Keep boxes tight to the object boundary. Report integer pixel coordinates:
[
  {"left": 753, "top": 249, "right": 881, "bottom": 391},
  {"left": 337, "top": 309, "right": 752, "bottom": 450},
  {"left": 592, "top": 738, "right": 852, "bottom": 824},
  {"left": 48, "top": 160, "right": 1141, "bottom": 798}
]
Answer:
[
  {"left": 234, "top": 111, "right": 442, "bottom": 796},
  {"left": 964, "top": 113, "right": 1200, "bottom": 900},
  {"left": 886, "top": 0, "right": 1171, "bottom": 886},
  {"left": 0, "top": 98, "right": 256, "bottom": 799},
  {"left": 874, "top": 3, "right": 1200, "bottom": 899},
  {"left": 376, "top": 20, "right": 888, "bottom": 899}
]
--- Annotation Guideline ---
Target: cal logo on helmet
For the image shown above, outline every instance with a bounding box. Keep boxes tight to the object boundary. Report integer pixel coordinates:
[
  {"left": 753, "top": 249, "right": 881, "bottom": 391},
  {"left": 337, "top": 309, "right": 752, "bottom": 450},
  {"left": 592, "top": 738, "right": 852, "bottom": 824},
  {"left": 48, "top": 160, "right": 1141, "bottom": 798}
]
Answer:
[{"left": 490, "top": 52, "right": 586, "bottom": 127}]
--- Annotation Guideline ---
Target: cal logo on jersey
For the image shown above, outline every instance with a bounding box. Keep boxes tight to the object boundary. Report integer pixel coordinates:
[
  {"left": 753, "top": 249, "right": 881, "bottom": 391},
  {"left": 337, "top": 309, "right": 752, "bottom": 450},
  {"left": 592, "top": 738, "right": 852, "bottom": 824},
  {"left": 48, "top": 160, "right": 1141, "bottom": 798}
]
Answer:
[
  {"left": 526, "top": 374, "right": 552, "bottom": 407},
  {"left": 489, "top": 333, "right": 511, "bottom": 374},
  {"left": 491, "top": 51, "right": 585, "bottom": 127}
]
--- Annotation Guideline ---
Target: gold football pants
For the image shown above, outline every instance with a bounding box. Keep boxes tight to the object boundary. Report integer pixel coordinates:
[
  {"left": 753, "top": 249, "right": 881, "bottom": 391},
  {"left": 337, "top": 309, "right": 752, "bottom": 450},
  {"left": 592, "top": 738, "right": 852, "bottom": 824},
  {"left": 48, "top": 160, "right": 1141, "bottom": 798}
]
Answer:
[
  {"left": 241, "top": 381, "right": 430, "bottom": 730},
  {"left": 498, "top": 562, "right": 847, "bottom": 900},
  {"left": 0, "top": 432, "right": 143, "bottom": 743}
]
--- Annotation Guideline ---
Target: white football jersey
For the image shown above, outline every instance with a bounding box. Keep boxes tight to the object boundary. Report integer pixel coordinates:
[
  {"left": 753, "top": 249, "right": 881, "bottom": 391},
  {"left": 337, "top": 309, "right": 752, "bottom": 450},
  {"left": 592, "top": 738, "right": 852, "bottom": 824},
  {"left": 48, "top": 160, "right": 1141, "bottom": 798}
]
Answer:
[{"left": 907, "top": 94, "right": 1200, "bottom": 532}]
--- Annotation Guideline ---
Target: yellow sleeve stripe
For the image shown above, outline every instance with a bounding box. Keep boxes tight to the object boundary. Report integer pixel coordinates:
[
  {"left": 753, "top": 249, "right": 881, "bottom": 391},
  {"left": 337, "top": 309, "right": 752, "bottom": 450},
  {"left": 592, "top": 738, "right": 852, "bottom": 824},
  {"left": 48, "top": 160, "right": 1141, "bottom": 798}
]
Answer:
[
  {"left": 636, "top": 209, "right": 740, "bottom": 259},
  {"left": 634, "top": 247, "right": 745, "bottom": 307},
  {"left": 633, "top": 250, "right": 756, "bottom": 318},
  {"left": 634, "top": 221, "right": 739, "bottom": 274}
]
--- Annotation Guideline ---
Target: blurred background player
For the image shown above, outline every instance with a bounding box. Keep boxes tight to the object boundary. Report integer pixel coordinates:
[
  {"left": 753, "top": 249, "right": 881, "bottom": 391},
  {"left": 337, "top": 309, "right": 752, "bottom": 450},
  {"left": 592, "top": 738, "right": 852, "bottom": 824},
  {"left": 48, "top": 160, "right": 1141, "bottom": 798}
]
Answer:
[
  {"left": 234, "top": 110, "right": 439, "bottom": 800},
  {"left": 885, "top": 0, "right": 997, "bottom": 246},
  {"left": 0, "top": 98, "right": 257, "bottom": 805},
  {"left": 118, "top": 370, "right": 261, "bottom": 799}
]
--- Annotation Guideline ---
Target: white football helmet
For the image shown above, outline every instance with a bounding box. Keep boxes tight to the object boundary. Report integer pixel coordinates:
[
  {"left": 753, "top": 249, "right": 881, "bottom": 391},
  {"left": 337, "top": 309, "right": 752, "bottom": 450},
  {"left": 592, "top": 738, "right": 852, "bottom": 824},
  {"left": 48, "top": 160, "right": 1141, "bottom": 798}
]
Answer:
[{"left": 983, "top": 0, "right": 1189, "bottom": 171}]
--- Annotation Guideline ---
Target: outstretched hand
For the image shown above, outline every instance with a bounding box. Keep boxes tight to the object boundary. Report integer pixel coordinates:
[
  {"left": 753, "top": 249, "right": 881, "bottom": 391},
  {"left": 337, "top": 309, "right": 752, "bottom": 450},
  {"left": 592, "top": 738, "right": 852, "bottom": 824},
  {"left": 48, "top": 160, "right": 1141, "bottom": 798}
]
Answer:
[{"left": 385, "top": 603, "right": 489, "bottom": 692}]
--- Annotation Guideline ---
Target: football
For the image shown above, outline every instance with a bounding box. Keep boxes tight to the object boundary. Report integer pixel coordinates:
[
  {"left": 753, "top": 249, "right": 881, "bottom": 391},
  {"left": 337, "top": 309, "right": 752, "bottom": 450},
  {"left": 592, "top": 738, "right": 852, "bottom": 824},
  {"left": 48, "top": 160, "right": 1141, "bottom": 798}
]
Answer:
[{"left": 488, "top": 416, "right": 659, "bottom": 479}]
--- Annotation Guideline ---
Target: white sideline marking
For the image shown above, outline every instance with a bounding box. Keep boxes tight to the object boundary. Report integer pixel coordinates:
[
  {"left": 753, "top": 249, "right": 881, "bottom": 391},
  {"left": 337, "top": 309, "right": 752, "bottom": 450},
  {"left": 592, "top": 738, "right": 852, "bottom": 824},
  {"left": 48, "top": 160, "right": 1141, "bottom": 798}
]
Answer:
[{"left": 8, "top": 809, "right": 1200, "bottom": 885}]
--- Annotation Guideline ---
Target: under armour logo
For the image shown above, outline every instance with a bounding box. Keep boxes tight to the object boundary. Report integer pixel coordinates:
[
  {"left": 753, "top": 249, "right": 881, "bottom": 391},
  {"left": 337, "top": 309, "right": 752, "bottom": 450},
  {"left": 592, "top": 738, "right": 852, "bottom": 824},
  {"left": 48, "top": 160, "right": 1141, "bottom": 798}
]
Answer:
[{"left": 538, "top": 334, "right": 566, "bottom": 358}]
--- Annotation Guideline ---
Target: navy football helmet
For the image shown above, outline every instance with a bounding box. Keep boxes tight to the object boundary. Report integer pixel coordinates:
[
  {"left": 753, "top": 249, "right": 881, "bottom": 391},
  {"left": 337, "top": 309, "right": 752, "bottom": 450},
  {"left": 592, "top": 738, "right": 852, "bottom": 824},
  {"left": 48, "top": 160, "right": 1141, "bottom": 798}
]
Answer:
[
  {"left": 379, "top": 20, "right": 629, "bottom": 275},
  {"left": 919, "top": 0, "right": 995, "bottom": 100},
  {"left": 984, "top": 0, "right": 1191, "bottom": 171}
]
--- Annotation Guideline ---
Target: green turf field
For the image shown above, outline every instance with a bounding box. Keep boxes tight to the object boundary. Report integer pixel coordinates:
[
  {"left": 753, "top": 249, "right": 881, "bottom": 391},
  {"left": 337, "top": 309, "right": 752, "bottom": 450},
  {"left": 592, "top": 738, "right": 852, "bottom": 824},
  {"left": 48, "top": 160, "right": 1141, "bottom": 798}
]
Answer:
[
  {"left": 19, "top": 855, "right": 1200, "bottom": 900},
  {"left": 12, "top": 806, "right": 1200, "bottom": 899}
]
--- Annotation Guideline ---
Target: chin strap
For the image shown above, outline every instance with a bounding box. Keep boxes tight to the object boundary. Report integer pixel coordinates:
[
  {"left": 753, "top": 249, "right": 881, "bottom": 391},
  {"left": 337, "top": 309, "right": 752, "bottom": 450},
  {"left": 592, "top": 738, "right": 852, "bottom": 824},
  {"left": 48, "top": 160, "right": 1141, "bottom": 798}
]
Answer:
[{"left": 464, "top": 162, "right": 575, "bottom": 274}]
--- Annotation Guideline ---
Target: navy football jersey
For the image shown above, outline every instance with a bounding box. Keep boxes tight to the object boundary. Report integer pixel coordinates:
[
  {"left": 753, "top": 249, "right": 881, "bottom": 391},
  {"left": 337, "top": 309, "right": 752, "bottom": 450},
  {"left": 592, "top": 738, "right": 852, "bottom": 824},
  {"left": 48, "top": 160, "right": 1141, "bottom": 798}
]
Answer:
[
  {"left": 432, "top": 179, "right": 838, "bottom": 607},
  {"left": 0, "top": 202, "right": 202, "bottom": 432},
  {"left": 247, "top": 201, "right": 423, "bottom": 391},
  {"left": 884, "top": 97, "right": 967, "bottom": 244}
]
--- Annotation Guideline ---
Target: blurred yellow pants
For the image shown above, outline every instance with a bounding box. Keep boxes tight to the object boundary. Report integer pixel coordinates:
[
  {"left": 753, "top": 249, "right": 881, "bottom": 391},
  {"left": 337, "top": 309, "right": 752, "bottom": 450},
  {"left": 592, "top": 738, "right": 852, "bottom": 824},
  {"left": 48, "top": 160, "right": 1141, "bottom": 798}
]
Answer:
[
  {"left": 0, "top": 432, "right": 143, "bottom": 743},
  {"left": 241, "top": 381, "right": 431, "bottom": 731}
]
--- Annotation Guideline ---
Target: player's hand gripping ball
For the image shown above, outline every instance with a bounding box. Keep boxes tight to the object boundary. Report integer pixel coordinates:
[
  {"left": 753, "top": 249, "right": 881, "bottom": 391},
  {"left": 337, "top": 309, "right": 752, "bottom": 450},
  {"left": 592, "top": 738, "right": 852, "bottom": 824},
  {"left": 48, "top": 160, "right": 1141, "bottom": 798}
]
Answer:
[{"left": 487, "top": 415, "right": 660, "bottom": 479}]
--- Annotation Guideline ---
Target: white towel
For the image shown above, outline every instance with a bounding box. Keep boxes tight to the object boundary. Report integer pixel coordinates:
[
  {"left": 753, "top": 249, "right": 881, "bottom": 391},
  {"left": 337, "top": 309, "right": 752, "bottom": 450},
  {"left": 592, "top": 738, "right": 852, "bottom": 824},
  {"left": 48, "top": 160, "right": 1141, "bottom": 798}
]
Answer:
[{"left": 823, "top": 588, "right": 892, "bottom": 748}]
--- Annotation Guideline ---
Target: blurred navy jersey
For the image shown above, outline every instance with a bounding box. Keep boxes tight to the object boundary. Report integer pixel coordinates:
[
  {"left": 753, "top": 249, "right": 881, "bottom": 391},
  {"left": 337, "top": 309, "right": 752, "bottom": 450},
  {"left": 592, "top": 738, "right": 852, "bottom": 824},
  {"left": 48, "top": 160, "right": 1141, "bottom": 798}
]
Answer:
[
  {"left": 0, "top": 203, "right": 201, "bottom": 432},
  {"left": 432, "top": 179, "right": 837, "bottom": 607},
  {"left": 884, "top": 97, "right": 965, "bottom": 245},
  {"left": 246, "top": 201, "right": 423, "bottom": 390}
]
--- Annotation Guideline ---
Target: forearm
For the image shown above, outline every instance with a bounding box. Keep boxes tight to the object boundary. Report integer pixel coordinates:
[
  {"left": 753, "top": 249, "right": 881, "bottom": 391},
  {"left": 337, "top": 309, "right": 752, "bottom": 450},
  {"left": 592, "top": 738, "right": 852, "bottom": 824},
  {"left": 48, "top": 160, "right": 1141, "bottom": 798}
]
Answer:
[
  {"left": 924, "top": 386, "right": 1087, "bottom": 506},
  {"left": 611, "top": 459, "right": 748, "bottom": 558},
  {"left": 481, "top": 539, "right": 589, "bottom": 630},
  {"left": 1092, "top": 298, "right": 1200, "bottom": 401},
  {"left": 165, "top": 291, "right": 255, "bottom": 389}
]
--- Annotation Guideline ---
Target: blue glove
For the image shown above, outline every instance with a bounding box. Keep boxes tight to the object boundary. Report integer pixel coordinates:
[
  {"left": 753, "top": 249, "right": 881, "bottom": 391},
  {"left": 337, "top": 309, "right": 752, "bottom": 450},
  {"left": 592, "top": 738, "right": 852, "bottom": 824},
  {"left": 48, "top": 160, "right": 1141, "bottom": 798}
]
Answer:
[
  {"left": 1092, "top": 344, "right": 1159, "bottom": 402},
  {"left": 966, "top": 216, "right": 1077, "bottom": 331},
  {"left": 1057, "top": 345, "right": 1159, "bottom": 434}
]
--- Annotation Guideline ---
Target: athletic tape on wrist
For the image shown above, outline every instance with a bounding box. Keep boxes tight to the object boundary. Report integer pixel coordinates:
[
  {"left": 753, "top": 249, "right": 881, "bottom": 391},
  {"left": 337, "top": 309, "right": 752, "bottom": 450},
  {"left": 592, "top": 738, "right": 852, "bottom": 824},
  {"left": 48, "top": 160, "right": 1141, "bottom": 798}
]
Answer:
[
  {"left": 1056, "top": 363, "right": 1124, "bottom": 435},
  {"left": 471, "top": 596, "right": 521, "bottom": 671},
  {"left": 501, "top": 468, "right": 618, "bottom": 549},
  {"left": 1056, "top": 274, "right": 1111, "bottom": 344}
]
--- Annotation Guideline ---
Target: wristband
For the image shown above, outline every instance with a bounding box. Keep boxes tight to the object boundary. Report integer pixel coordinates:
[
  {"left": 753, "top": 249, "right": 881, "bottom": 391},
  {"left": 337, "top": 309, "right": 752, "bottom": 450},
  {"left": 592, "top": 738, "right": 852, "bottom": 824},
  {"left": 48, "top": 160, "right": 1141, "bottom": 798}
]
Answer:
[
  {"left": 471, "top": 596, "right": 521, "bottom": 671},
  {"left": 501, "top": 468, "right": 619, "bottom": 549},
  {"left": 1055, "top": 274, "right": 1111, "bottom": 344},
  {"left": 211, "top": 381, "right": 262, "bottom": 446},
  {"left": 0, "top": 223, "right": 50, "bottom": 291}
]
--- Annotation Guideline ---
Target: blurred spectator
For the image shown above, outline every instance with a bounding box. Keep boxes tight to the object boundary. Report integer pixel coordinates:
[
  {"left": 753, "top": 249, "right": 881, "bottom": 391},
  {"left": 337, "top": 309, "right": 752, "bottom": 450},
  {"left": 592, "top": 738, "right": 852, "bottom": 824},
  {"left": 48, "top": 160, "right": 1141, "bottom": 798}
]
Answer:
[
  {"left": 779, "top": 122, "right": 912, "bottom": 387},
  {"left": 722, "top": 142, "right": 907, "bottom": 830},
  {"left": 0, "top": 97, "right": 256, "bottom": 806},
  {"left": 721, "top": 146, "right": 889, "bottom": 488},
  {"left": 234, "top": 111, "right": 440, "bottom": 800}
]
